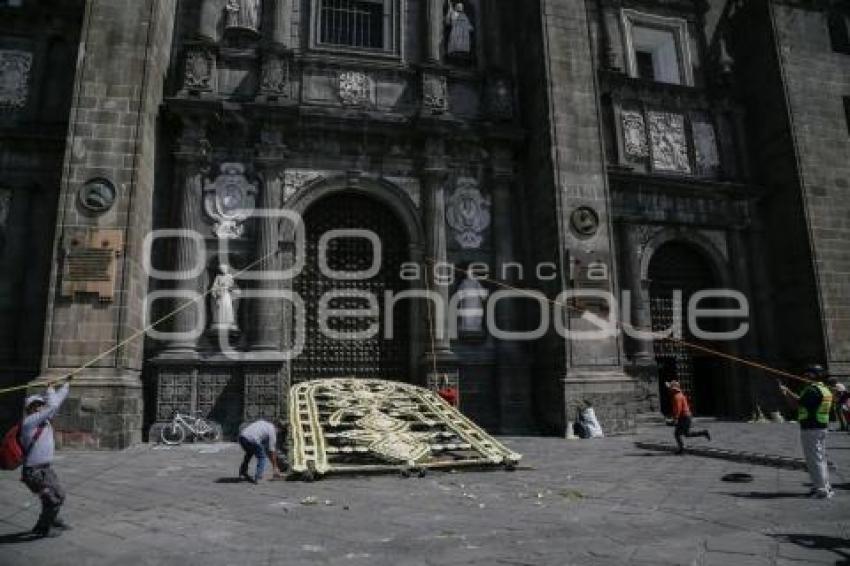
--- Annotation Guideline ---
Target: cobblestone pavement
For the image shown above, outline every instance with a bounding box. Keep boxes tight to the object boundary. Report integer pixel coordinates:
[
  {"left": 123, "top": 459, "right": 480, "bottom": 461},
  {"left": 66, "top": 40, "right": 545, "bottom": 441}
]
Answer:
[{"left": 1, "top": 421, "right": 848, "bottom": 566}]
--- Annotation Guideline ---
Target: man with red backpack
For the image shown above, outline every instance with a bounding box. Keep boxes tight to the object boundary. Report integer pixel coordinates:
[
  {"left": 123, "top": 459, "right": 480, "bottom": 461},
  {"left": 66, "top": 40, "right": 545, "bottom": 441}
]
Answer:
[{"left": 19, "top": 379, "right": 72, "bottom": 537}]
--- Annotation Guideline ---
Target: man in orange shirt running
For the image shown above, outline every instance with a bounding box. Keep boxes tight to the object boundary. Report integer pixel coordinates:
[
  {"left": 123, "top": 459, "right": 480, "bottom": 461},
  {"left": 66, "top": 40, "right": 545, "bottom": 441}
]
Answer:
[{"left": 667, "top": 381, "right": 711, "bottom": 454}]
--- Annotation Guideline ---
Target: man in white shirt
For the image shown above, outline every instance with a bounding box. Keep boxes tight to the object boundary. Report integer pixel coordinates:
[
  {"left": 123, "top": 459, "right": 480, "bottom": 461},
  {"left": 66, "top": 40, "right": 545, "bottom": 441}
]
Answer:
[
  {"left": 238, "top": 419, "right": 282, "bottom": 483},
  {"left": 20, "top": 380, "right": 72, "bottom": 537}
]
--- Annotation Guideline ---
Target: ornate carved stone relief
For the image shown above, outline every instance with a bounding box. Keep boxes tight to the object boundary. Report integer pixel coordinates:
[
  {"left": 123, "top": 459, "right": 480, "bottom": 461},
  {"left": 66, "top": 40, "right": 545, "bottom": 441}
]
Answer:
[
  {"left": 648, "top": 111, "right": 690, "bottom": 174},
  {"left": 486, "top": 77, "right": 513, "bottom": 120},
  {"left": 203, "top": 163, "right": 258, "bottom": 239},
  {"left": 633, "top": 224, "right": 661, "bottom": 258},
  {"left": 446, "top": 178, "right": 491, "bottom": 249},
  {"left": 692, "top": 121, "right": 720, "bottom": 176},
  {"left": 260, "top": 54, "right": 293, "bottom": 98},
  {"left": 184, "top": 48, "right": 215, "bottom": 92},
  {"left": 338, "top": 71, "right": 372, "bottom": 106},
  {"left": 282, "top": 169, "right": 322, "bottom": 203},
  {"left": 621, "top": 109, "right": 648, "bottom": 159},
  {"left": 0, "top": 50, "right": 33, "bottom": 109},
  {"left": 422, "top": 72, "right": 448, "bottom": 114}
]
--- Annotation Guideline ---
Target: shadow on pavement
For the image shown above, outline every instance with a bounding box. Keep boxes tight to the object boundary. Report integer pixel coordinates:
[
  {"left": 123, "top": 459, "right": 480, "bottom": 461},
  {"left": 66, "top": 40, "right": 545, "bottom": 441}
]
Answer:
[
  {"left": 771, "top": 533, "right": 850, "bottom": 565},
  {"left": 728, "top": 491, "right": 809, "bottom": 499},
  {"left": 0, "top": 531, "right": 43, "bottom": 545},
  {"left": 214, "top": 477, "right": 244, "bottom": 484}
]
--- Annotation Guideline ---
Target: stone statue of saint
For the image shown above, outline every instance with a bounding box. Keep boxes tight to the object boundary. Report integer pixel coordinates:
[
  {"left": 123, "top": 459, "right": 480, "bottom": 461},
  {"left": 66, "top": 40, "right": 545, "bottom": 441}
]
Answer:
[
  {"left": 225, "top": 0, "right": 261, "bottom": 32},
  {"left": 456, "top": 267, "right": 487, "bottom": 336},
  {"left": 445, "top": 2, "right": 474, "bottom": 57},
  {"left": 210, "top": 264, "right": 241, "bottom": 332}
]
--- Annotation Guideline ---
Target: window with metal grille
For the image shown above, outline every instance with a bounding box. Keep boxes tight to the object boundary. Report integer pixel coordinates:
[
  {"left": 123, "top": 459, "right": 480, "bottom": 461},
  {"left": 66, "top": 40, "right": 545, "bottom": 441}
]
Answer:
[
  {"left": 828, "top": 11, "right": 850, "bottom": 55},
  {"left": 319, "top": 0, "right": 387, "bottom": 50}
]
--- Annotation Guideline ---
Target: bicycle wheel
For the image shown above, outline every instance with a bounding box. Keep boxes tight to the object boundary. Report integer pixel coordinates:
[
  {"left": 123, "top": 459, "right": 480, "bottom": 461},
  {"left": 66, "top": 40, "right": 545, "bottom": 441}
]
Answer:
[
  {"left": 200, "top": 422, "right": 222, "bottom": 443},
  {"left": 160, "top": 422, "right": 185, "bottom": 445}
]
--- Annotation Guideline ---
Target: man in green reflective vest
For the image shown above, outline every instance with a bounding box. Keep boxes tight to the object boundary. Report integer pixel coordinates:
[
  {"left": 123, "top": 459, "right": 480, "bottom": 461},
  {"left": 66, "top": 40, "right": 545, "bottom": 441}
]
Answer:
[{"left": 780, "top": 365, "right": 837, "bottom": 499}]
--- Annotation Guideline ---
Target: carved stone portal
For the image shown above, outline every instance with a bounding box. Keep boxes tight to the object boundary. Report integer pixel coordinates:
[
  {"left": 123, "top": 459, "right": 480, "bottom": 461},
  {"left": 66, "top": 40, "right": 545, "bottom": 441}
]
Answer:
[
  {"left": 648, "top": 112, "right": 691, "bottom": 174},
  {"left": 622, "top": 109, "right": 648, "bottom": 159},
  {"left": 446, "top": 178, "right": 491, "bottom": 249},
  {"left": 422, "top": 73, "right": 448, "bottom": 114},
  {"left": 203, "top": 163, "right": 258, "bottom": 239},
  {"left": 0, "top": 50, "right": 33, "bottom": 109},
  {"left": 338, "top": 71, "right": 371, "bottom": 106},
  {"left": 282, "top": 169, "right": 322, "bottom": 203}
]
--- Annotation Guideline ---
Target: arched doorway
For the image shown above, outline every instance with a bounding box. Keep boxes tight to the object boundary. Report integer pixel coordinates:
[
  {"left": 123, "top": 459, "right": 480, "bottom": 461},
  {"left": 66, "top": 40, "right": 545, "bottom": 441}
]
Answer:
[
  {"left": 648, "top": 241, "right": 723, "bottom": 416},
  {"left": 292, "top": 193, "right": 410, "bottom": 382}
]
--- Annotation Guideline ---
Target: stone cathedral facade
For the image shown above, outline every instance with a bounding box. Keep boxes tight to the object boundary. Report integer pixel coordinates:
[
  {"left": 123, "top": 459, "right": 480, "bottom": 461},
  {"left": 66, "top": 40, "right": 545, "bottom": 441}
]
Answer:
[{"left": 0, "top": 0, "right": 848, "bottom": 448}]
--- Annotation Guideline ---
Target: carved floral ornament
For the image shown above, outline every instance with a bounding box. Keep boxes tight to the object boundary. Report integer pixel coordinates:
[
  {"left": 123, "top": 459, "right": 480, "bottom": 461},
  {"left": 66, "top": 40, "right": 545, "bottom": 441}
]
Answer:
[
  {"left": 260, "top": 54, "right": 292, "bottom": 98},
  {"left": 0, "top": 49, "right": 33, "bottom": 109},
  {"left": 422, "top": 73, "right": 448, "bottom": 114},
  {"left": 184, "top": 48, "right": 214, "bottom": 91},
  {"left": 648, "top": 111, "right": 691, "bottom": 174},
  {"left": 446, "top": 178, "right": 491, "bottom": 249},
  {"left": 203, "top": 163, "right": 258, "bottom": 239},
  {"left": 338, "top": 71, "right": 372, "bottom": 106},
  {"left": 622, "top": 109, "right": 648, "bottom": 159}
]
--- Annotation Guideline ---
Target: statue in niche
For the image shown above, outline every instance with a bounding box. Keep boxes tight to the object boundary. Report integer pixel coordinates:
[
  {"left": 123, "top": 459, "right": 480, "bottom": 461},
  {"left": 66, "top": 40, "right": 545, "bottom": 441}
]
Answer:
[
  {"left": 210, "top": 263, "right": 241, "bottom": 333},
  {"left": 456, "top": 267, "right": 487, "bottom": 336},
  {"left": 225, "top": 0, "right": 261, "bottom": 32},
  {"left": 445, "top": 2, "right": 474, "bottom": 58}
]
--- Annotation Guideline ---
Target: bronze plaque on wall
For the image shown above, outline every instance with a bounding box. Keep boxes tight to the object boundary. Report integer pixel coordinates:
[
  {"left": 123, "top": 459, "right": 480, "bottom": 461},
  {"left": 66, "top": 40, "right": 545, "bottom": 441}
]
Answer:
[{"left": 60, "top": 228, "right": 123, "bottom": 301}]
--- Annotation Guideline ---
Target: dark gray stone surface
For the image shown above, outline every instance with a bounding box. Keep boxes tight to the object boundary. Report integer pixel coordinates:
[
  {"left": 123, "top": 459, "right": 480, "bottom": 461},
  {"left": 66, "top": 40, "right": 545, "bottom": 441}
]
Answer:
[{"left": 1, "top": 422, "right": 847, "bottom": 565}]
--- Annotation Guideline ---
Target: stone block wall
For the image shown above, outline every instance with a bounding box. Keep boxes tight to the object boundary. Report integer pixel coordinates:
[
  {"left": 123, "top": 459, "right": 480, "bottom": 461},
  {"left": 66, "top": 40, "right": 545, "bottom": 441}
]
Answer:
[
  {"left": 771, "top": 2, "right": 850, "bottom": 382},
  {"left": 36, "top": 0, "right": 177, "bottom": 448}
]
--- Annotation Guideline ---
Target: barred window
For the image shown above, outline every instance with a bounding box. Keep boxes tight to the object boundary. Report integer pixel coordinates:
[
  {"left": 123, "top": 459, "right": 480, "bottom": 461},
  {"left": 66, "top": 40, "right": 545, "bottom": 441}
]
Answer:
[{"left": 312, "top": 0, "right": 399, "bottom": 56}]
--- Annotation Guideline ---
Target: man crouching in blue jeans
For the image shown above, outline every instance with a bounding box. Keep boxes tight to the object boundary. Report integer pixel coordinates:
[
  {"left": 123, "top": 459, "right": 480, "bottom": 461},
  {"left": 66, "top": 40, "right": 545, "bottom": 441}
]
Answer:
[{"left": 238, "top": 419, "right": 282, "bottom": 483}]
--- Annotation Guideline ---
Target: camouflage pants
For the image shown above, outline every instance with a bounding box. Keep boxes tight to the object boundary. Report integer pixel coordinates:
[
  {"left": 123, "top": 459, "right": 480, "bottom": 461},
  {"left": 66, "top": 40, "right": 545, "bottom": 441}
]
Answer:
[{"left": 22, "top": 465, "right": 66, "bottom": 530}]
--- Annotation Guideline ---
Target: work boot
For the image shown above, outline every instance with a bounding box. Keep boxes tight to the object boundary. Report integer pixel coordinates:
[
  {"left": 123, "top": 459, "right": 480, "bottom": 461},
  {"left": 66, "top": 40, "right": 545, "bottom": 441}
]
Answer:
[
  {"left": 32, "top": 525, "right": 61, "bottom": 538},
  {"left": 51, "top": 517, "right": 71, "bottom": 530}
]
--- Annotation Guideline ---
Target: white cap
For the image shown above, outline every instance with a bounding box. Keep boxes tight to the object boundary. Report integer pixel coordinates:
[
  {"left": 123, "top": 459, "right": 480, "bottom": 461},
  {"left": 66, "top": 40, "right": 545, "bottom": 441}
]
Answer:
[
  {"left": 24, "top": 395, "right": 45, "bottom": 409},
  {"left": 836, "top": 383, "right": 846, "bottom": 392}
]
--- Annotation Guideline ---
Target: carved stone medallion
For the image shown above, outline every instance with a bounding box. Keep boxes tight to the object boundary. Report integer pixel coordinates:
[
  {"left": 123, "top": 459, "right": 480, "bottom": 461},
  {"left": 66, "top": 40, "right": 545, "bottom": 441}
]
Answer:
[
  {"left": 570, "top": 206, "right": 600, "bottom": 238},
  {"left": 446, "top": 179, "right": 491, "bottom": 249},
  {"left": 338, "top": 71, "right": 371, "bottom": 106},
  {"left": 203, "top": 163, "right": 258, "bottom": 239},
  {"left": 184, "top": 48, "right": 215, "bottom": 92},
  {"left": 622, "top": 109, "right": 648, "bottom": 159},
  {"left": 0, "top": 50, "right": 33, "bottom": 109},
  {"left": 422, "top": 72, "right": 448, "bottom": 114},
  {"left": 648, "top": 112, "right": 691, "bottom": 173},
  {"left": 78, "top": 178, "right": 117, "bottom": 214}
]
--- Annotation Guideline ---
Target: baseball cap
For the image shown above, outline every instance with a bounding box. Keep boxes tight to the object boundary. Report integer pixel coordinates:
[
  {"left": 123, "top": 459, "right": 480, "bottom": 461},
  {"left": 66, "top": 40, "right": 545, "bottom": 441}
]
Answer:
[{"left": 24, "top": 395, "right": 45, "bottom": 409}]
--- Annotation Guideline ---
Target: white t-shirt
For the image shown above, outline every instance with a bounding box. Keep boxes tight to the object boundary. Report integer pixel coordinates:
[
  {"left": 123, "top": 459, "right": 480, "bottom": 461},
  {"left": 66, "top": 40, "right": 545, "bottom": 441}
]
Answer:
[{"left": 239, "top": 419, "right": 276, "bottom": 449}]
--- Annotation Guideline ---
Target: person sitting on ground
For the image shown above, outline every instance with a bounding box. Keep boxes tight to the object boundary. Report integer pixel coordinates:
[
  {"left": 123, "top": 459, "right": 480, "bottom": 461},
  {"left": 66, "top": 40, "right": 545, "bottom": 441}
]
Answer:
[
  {"left": 781, "top": 365, "right": 837, "bottom": 499},
  {"left": 238, "top": 418, "right": 282, "bottom": 483},
  {"left": 20, "top": 379, "right": 73, "bottom": 537},
  {"left": 666, "top": 381, "right": 710, "bottom": 454}
]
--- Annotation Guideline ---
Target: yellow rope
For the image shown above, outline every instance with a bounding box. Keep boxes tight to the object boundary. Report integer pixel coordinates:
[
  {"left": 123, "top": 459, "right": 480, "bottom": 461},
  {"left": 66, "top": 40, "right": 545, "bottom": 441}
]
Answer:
[{"left": 0, "top": 247, "right": 280, "bottom": 396}]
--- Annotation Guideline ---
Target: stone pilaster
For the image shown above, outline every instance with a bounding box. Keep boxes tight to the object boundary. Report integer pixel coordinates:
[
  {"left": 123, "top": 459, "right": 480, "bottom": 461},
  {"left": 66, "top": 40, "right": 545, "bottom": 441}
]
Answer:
[
  {"left": 426, "top": 0, "right": 443, "bottom": 63},
  {"left": 422, "top": 137, "right": 452, "bottom": 358},
  {"left": 165, "top": 127, "right": 207, "bottom": 354},
  {"left": 272, "top": 0, "right": 292, "bottom": 47},
  {"left": 490, "top": 151, "right": 534, "bottom": 433},
  {"left": 251, "top": 142, "right": 286, "bottom": 352}
]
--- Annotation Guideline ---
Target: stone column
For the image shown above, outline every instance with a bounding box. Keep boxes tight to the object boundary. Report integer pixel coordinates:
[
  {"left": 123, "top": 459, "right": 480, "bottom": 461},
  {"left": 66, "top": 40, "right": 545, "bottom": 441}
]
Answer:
[
  {"left": 272, "top": 0, "right": 291, "bottom": 47},
  {"left": 423, "top": 137, "right": 451, "bottom": 357},
  {"left": 426, "top": 0, "right": 443, "bottom": 63},
  {"left": 491, "top": 152, "right": 533, "bottom": 433},
  {"left": 251, "top": 144, "right": 286, "bottom": 352},
  {"left": 165, "top": 129, "right": 207, "bottom": 354},
  {"left": 623, "top": 225, "right": 654, "bottom": 364}
]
